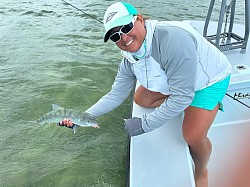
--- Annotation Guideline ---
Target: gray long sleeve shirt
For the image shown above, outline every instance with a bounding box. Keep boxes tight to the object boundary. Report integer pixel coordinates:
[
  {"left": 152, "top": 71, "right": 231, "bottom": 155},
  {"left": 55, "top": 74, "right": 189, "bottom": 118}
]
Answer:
[{"left": 86, "top": 21, "right": 231, "bottom": 133}]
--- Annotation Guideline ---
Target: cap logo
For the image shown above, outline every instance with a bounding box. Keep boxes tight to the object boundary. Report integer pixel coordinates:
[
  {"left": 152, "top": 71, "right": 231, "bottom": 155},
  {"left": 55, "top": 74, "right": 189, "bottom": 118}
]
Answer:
[{"left": 106, "top": 12, "right": 117, "bottom": 23}]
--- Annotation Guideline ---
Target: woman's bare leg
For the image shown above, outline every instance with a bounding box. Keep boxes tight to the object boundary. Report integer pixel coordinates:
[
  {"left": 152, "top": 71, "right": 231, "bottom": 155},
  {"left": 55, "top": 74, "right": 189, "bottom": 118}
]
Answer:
[
  {"left": 183, "top": 105, "right": 219, "bottom": 187},
  {"left": 134, "top": 85, "right": 168, "bottom": 108}
]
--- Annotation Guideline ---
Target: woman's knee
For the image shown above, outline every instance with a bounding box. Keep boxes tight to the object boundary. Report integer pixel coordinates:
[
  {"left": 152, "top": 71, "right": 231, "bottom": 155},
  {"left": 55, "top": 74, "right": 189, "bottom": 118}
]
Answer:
[
  {"left": 134, "top": 86, "right": 147, "bottom": 107},
  {"left": 134, "top": 93, "right": 145, "bottom": 106},
  {"left": 134, "top": 86, "right": 168, "bottom": 108},
  {"left": 183, "top": 130, "right": 205, "bottom": 146}
]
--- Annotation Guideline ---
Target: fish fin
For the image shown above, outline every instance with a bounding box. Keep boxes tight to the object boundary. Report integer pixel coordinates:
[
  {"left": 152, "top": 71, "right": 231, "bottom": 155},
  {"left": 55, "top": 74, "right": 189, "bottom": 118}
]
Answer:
[
  {"left": 52, "top": 104, "right": 63, "bottom": 111},
  {"left": 72, "top": 124, "right": 77, "bottom": 134}
]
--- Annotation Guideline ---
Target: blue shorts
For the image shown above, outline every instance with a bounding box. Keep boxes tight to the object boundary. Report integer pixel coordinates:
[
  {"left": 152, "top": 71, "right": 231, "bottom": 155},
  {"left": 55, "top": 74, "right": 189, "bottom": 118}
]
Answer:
[{"left": 190, "top": 75, "right": 231, "bottom": 111}]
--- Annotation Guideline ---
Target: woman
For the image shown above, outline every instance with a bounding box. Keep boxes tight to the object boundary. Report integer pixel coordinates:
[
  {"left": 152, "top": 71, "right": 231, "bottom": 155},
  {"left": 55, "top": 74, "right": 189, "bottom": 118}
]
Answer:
[{"left": 60, "top": 2, "right": 232, "bottom": 186}]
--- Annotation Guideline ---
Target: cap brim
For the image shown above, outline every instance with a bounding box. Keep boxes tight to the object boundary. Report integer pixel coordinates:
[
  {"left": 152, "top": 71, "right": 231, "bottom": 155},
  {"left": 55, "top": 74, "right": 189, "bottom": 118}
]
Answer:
[
  {"left": 104, "top": 15, "right": 133, "bottom": 43},
  {"left": 104, "top": 30, "right": 112, "bottom": 43}
]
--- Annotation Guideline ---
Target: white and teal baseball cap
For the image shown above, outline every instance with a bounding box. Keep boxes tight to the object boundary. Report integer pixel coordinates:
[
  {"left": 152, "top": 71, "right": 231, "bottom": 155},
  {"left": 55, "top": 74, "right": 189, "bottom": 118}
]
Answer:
[{"left": 103, "top": 2, "right": 138, "bottom": 42}]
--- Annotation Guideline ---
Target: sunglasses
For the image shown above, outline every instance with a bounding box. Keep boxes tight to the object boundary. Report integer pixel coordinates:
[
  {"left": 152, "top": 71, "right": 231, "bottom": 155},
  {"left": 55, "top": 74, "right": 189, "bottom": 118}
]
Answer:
[{"left": 109, "top": 16, "right": 137, "bottom": 43}]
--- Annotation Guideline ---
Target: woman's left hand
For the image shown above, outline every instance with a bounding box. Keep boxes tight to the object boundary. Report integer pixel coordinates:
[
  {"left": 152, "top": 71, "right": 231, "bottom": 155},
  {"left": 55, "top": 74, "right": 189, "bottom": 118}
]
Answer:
[{"left": 124, "top": 117, "right": 145, "bottom": 136}]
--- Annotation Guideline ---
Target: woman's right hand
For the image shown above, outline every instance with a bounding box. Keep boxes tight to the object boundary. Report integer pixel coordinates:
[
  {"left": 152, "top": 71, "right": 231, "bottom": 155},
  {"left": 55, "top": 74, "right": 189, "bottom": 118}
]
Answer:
[{"left": 58, "top": 118, "right": 74, "bottom": 128}]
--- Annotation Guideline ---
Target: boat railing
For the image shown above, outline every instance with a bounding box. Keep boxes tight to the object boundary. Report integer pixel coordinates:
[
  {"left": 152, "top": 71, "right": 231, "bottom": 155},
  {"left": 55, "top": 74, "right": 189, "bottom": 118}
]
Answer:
[{"left": 203, "top": 0, "right": 250, "bottom": 54}]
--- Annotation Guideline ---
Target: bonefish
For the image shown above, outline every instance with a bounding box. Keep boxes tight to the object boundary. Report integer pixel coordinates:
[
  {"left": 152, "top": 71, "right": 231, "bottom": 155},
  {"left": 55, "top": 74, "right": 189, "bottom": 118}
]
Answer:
[{"left": 36, "top": 104, "right": 99, "bottom": 134}]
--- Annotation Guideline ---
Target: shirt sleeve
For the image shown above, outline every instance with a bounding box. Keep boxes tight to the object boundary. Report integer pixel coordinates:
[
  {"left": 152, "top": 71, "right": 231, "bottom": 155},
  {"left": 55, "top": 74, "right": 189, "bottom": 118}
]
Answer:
[
  {"left": 86, "top": 59, "right": 136, "bottom": 117},
  {"left": 142, "top": 27, "right": 198, "bottom": 132}
]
